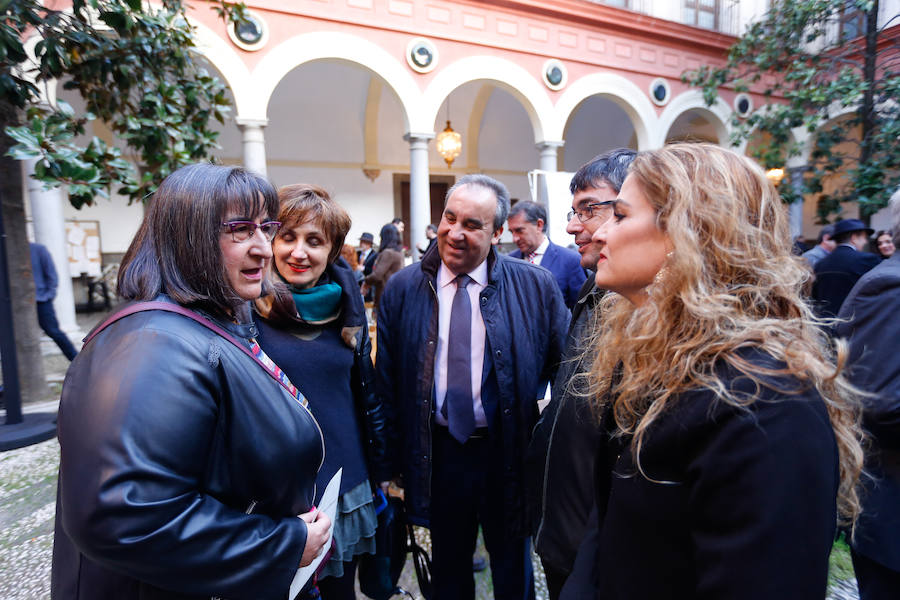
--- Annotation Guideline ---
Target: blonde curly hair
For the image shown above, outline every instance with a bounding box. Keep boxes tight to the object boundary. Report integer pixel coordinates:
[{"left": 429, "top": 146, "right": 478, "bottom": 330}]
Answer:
[{"left": 584, "top": 143, "right": 864, "bottom": 524}]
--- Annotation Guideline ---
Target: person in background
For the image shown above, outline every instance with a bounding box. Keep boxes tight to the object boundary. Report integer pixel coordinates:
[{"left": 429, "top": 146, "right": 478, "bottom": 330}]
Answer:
[
  {"left": 391, "top": 217, "right": 408, "bottom": 256},
  {"left": 812, "top": 218, "right": 881, "bottom": 319},
  {"left": 357, "top": 232, "right": 377, "bottom": 303},
  {"left": 874, "top": 230, "right": 895, "bottom": 260},
  {"left": 357, "top": 232, "right": 377, "bottom": 274},
  {"left": 525, "top": 148, "right": 636, "bottom": 600},
  {"left": 341, "top": 244, "right": 364, "bottom": 287},
  {"left": 52, "top": 164, "right": 330, "bottom": 599},
  {"left": 836, "top": 190, "right": 900, "bottom": 600},
  {"left": 254, "top": 184, "right": 391, "bottom": 600},
  {"left": 507, "top": 200, "right": 586, "bottom": 309},
  {"left": 29, "top": 242, "right": 78, "bottom": 360},
  {"left": 418, "top": 223, "right": 438, "bottom": 258},
  {"left": 376, "top": 174, "right": 568, "bottom": 600},
  {"left": 802, "top": 224, "right": 836, "bottom": 269},
  {"left": 362, "top": 223, "right": 404, "bottom": 309},
  {"left": 573, "top": 143, "right": 864, "bottom": 599}
]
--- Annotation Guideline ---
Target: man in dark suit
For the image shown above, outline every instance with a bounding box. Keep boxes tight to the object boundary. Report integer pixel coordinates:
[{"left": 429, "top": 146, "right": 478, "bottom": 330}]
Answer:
[
  {"left": 376, "top": 174, "right": 568, "bottom": 600},
  {"left": 812, "top": 218, "right": 881, "bottom": 318},
  {"left": 358, "top": 232, "right": 378, "bottom": 302},
  {"left": 507, "top": 200, "right": 586, "bottom": 309},
  {"left": 836, "top": 191, "right": 900, "bottom": 599}
]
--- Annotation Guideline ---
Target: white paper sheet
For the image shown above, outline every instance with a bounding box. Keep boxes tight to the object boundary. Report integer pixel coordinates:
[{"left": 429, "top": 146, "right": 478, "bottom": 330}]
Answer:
[{"left": 289, "top": 468, "right": 341, "bottom": 600}]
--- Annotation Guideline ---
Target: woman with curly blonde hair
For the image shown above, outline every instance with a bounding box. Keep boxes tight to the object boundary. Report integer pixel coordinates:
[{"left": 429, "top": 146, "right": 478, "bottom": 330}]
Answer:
[{"left": 573, "top": 143, "right": 864, "bottom": 599}]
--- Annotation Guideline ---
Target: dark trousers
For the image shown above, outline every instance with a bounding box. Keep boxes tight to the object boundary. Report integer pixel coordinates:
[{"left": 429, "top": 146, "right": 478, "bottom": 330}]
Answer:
[
  {"left": 541, "top": 559, "right": 568, "bottom": 600},
  {"left": 316, "top": 556, "right": 358, "bottom": 600},
  {"left": 430, "top": 426, "right": 535, "bottom": 600},
  {"left": 36, "top": 300, "right": 77, "bottom": 361},
  {"left": 852, "top": 549, "right": 900, "bottom": 600}
]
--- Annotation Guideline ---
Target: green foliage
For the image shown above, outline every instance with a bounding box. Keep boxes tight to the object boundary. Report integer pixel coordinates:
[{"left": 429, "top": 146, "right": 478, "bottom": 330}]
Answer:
[
  {"left": 684, "top": 0, "right": 900, "bottom": 221},
  {"left": 1, "top": 0, "right": 246, "bottom": 208}
]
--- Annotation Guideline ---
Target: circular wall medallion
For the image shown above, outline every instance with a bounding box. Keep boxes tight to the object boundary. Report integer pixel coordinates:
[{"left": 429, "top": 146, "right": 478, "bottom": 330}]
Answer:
[
  {"left": 406, "top": 38, "right": 438, "bottom": 73},
  {"left": 649, "top": 78, "right": 670, "bottom": 106},
  {"left": 542, "top": 59, "right": 567, "bottom": 91},
  {"left": 227, "top": 11, "right": 268, "bottom": 52},
  {"left": 734, "top": 93, "right": 753, "bottom": 118}
]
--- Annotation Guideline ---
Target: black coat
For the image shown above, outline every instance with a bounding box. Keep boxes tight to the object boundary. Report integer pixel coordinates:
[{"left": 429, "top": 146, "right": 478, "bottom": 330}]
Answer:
[
  {"left": 812, "top": 244, "right": 880, "bottom": 318},
  {"left": 526, "top": 277, "right": 602, "bottom": 575},
  {"left": 837, "top": 253, "right": 900, "bottom": 571},
  {"left": 51, "top": 299, "right": 323, "bottom": 600},
  {"left": 375, "top": 244, "right": 568, "bottom": 536},
  {"left": 585, "top": 350, "right": 839, "bottom": 599}
]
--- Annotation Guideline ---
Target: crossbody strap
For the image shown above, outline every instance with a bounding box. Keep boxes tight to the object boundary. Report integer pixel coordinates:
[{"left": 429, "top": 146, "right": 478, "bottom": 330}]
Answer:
[{"left": 84, "top": 301, "right": 302, "bottom": 402}]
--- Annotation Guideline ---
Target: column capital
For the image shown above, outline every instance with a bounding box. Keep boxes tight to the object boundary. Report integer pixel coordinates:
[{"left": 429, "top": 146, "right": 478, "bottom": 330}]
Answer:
[
  {"left": 235, "top": 117, "right": 269, "bottom": 129},
  {"left": 404, "top": 132, "right": 435, "bottom": 144},
  {"left": 535, "top": 140, "right": 564, "bottom": 151}
]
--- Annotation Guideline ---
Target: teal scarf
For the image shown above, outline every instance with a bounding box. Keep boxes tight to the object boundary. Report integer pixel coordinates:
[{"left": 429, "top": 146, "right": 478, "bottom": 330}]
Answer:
[{"left": 289, "top": 281, "right": 342, "bottom": 324}]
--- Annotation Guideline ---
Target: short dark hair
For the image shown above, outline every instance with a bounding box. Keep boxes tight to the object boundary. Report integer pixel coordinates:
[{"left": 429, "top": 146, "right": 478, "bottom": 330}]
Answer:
[
  {"left": 445, "top": 174, "right": 510, "bottom": 231},
  {"left": 276, "top": 184, "right": 350, "bottom": 264},
  {"left": 379, "top": 223, "right": 403, "bottom": 252},
  {"left": 508, "top": 200, "right": 547, "bottom": 231},
  {"left": 569, "top": 148, "right": 637, "bottom": 195},
  {"left": 391, "top": 217, "right": 403, "bottom": 226},
  {"left": 117, "top": 163, "right": 279, "bottom": 316},
  {"left": 816, "top": 224, "right": 836, "bottom": 244},
  {"left": 426, "top": 223, "right": 438, "bottom": 233}
]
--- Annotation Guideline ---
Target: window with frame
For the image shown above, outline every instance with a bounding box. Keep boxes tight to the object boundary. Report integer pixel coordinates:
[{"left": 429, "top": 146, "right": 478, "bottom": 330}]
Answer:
[
  {"left": 839, "top": 1, "right": 866, "bottom": 41},
  {"left": 684, "top": 0, "right": 719, "bottom": 30}
]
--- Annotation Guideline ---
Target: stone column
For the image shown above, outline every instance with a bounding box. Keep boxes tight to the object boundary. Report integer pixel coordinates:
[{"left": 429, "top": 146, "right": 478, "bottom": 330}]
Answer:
[
  {"left": 405, "top": 132, "right": 434, "bottom": 263},
  {"left": 236, "top": 118, "right": 269, "bottom": 177},
  {"left": 536, "top": 140, "right": 564, "bottom": 173},
  {"left": 788, "top": 166, "right": 806, "bottom": 240},
  {"left": 24, "top": 158, "right": 82, "bottom": 343}
]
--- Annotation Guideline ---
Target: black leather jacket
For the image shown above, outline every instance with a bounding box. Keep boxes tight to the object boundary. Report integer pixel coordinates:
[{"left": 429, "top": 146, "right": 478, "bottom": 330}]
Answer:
[{"left": 51, "top": 298, "right": 324, "bottom": 600}]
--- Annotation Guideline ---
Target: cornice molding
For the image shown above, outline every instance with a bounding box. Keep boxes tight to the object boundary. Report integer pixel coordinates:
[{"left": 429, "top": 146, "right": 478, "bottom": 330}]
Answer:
[{"left": 474, "top": 0, "right": 736, "bottom": 54}]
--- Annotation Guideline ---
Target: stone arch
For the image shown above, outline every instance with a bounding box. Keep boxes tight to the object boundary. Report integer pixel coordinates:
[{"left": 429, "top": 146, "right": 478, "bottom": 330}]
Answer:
[
  {"left": 248, "top": 31, "right": 417, "bottom": 130},
  {"left": 421, "top": 55, "right": 556, "bottom": 143},
  {"left": 657, "top": 89, "right": 731, "bottom": 148},
  {"left": 187, "top": 17, "right": 252, "bottom": 115},
  {"left": 555, "top": 72, "right": 655, "bottom": 151}
]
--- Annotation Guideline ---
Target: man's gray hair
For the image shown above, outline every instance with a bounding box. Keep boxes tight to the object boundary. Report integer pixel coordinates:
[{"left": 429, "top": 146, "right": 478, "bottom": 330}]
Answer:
[
  {"left": 445, "top": 174, "right": 511, "bottom": 231},
  {"left": 890, "top": 187, "right": 900, "bottom": 247}
]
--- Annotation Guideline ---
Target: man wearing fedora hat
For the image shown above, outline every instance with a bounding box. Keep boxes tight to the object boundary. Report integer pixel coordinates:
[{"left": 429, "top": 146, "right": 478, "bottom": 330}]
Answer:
[
  {"left": 358, "top": 232, "right": 378, "bottom": 302},
  {"left": 811, "top": 218, "right": 881, "bottom": 319}
]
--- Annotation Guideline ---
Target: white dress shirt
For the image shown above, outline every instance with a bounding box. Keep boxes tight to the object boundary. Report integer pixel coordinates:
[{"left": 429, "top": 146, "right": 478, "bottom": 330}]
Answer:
[
  {"left": 528, "top": 236, "right": 549, "bottom": 265},
  {"left": 433, "top": 259, "right": 489, "bottom": 428}
]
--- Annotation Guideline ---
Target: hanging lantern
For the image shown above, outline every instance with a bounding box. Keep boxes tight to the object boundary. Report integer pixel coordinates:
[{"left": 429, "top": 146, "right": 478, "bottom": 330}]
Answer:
[
  {"left": 765, "top": 168, "right": 785, "bottom": 185},
  {"left": 436, "top": 120, "right": 462, "bottom": 168}
]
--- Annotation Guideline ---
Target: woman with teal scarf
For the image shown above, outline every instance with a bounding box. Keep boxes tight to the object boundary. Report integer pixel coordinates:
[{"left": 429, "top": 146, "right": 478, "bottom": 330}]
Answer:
[{"left": 254, "top": 184, "right": 392, "bottom": 600}]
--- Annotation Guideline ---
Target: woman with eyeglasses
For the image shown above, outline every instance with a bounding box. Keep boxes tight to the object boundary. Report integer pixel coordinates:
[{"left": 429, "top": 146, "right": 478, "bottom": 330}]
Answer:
[
  {"left": 52, "top": 164, "right": 331, "bottom": 599},
  {"left": 254, "top": 184, "right": 391, "bottom": 600},
  {"left": 568, "top": 144, "right": 864, "bottom": 599}
]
